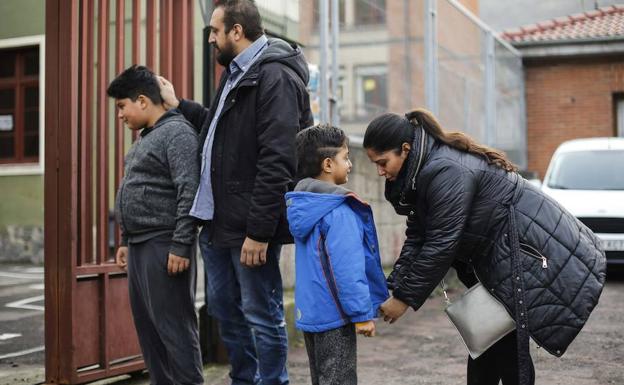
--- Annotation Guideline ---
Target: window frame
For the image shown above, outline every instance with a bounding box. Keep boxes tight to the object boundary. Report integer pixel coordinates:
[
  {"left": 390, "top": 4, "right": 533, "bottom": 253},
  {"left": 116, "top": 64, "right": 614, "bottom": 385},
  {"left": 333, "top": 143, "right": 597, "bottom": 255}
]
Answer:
[
  {"left": 0, "top": 35, "right": 45, "bottom": 176},
  {"left": 354, "top": 64, "right": 388, "bottom": 119},
  {"left": 354, "top": 0, "right": 386, "bottom": 26}
]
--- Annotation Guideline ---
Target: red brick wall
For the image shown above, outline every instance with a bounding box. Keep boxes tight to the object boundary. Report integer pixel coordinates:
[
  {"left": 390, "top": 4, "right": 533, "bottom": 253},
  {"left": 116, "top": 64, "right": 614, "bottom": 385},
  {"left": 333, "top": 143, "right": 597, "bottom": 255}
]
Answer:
[{"left": 525, "top": 57, "right": 624, "bottom": 178}]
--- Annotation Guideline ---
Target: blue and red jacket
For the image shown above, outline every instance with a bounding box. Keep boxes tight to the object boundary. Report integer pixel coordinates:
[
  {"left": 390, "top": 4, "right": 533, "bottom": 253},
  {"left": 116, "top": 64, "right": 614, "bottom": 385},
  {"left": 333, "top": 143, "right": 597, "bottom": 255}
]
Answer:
[{"left": 285, "top": 178, "right": 389, "bottom": 333}]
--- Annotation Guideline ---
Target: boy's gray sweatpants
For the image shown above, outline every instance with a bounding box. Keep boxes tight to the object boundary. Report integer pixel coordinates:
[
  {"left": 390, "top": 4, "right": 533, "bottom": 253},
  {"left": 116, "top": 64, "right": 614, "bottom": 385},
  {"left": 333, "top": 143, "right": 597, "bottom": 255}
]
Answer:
[
  {"left": 303, "top": 323, "right": 357, "bottom": 385},
  {"left": 127, "top": 233, "right": 203, "bottom": 385}
]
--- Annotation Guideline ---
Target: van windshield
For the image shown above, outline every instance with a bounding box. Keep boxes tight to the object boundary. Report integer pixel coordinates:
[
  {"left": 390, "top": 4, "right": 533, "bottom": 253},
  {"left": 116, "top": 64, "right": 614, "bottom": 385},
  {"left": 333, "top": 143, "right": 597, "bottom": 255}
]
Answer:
[{"left": 547, "top": 150, "right": 624, "bottom": 190}]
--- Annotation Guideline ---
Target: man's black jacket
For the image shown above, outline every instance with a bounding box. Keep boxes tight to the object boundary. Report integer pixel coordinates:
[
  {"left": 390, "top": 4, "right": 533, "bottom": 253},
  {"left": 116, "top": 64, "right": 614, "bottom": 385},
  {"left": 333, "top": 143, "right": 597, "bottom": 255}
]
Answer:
[{"left": 178, "top": 38, "right": 313, "bottom": 247}]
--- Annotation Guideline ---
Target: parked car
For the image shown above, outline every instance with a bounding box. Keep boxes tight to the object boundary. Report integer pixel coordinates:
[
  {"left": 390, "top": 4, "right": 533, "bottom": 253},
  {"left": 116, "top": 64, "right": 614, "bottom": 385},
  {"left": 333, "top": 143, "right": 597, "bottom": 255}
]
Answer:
[{"left": 541, "top": 137, "right": 624, "bottom": 267}]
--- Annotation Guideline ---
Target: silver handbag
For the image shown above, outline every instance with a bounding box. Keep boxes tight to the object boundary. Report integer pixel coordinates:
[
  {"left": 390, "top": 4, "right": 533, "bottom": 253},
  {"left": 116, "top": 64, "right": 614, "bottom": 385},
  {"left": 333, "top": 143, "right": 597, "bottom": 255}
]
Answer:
[{"left": 443, "top": 282, "right": 516, "bottom": 359}]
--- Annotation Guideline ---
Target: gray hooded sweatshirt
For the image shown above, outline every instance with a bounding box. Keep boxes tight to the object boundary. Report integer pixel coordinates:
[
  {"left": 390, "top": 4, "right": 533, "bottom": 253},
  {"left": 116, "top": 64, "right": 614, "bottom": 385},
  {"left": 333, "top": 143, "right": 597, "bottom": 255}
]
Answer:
[{"left": 115, "top": 109, "right": 199, "bottom": 258}]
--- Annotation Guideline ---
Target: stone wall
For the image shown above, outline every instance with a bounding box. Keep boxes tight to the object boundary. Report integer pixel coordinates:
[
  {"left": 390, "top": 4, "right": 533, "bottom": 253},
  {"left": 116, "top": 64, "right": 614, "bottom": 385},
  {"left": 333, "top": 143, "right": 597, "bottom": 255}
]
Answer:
[{"left": 0, "top": 225, "right": 44, "bottom": 264}]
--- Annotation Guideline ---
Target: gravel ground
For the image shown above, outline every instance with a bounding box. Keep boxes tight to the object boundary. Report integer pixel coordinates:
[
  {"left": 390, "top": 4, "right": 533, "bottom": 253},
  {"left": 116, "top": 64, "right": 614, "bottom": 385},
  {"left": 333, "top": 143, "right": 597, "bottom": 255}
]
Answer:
[
  {"left": 287, "top": 274, "right": 624, "bottom": 385},
  {"left": 1, "top": 275, "right": 622, "bottom": 385}
]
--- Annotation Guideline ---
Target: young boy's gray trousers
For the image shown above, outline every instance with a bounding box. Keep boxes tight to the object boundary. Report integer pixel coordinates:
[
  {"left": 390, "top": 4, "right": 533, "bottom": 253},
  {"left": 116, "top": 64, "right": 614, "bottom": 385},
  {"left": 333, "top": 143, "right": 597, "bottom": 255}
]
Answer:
[
  {"left": 304, "top": 323, "right": 357, "bottom": 385},
  {"left": 128, "top": 233, "right": 203, "bottom": 385}
]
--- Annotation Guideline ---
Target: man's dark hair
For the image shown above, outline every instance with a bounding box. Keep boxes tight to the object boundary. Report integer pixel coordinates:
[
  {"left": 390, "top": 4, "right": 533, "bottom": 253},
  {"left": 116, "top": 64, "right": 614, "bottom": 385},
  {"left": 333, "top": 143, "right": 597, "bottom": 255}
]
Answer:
[
  {"left": 296, "top": 124, "right": 348, "bottom": 179},
  {"left": 215, "top": 0, "right": 264, "bottom": 41},
  {"left": 106, "top": 64, "right": 164, "bottom": 104}
]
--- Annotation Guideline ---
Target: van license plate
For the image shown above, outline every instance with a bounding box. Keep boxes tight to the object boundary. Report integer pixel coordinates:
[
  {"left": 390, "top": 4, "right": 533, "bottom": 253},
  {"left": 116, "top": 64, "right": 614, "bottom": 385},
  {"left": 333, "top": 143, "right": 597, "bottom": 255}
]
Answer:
[{"left": 602, "top": 239, "right": 624, "bottom": 251}]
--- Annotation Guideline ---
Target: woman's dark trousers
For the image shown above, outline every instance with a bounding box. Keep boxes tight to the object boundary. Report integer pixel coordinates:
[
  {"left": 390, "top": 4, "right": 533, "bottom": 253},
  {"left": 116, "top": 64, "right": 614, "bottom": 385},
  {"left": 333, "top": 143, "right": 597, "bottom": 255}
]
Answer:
[{"left": 467, "top": 332, "right": 535, "bottom": 385}]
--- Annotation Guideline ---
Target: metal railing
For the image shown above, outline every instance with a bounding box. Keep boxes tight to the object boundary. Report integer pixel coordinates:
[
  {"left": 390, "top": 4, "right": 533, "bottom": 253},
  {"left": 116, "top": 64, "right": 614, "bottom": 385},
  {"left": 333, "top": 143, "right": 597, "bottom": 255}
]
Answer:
[{"left": 432, "top": 0, "right": 526, "bottom": 168}]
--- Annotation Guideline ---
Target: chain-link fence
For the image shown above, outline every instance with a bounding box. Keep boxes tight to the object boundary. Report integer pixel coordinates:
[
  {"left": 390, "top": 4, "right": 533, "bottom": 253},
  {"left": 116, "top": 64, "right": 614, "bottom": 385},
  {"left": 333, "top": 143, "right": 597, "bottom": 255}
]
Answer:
[
  {"left": 435, "top": 0, "right": 526, "bottom": 168},
  {"left": 299, "top": 0, "right": 527, "bottom": 168}
]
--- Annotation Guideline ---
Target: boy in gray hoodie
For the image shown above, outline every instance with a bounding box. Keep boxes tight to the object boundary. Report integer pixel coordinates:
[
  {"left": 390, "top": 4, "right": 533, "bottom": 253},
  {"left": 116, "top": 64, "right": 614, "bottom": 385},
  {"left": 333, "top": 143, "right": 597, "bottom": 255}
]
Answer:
[{"left": 109, "top": 65, "right": 203, "bottom": 384}]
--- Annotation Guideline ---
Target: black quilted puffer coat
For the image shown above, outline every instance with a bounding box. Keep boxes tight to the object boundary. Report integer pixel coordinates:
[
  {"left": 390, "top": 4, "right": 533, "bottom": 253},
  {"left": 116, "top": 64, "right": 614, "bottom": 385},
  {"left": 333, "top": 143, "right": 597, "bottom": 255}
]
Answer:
[{"left": 385, "top": 126, "right": 606, "bottom": 380}]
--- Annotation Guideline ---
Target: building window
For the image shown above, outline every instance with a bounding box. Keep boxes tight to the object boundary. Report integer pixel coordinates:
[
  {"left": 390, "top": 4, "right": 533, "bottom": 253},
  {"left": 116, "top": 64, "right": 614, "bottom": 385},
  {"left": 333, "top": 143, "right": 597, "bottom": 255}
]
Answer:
[
  {"left": 355, "top": 65, "right": 387, "bottom": 119},
  {"left": 355, "top": 0, "right": 386, "bottom": 25},
  {"left": 0, "top": 46, "right": 39, "bottom": 165}
]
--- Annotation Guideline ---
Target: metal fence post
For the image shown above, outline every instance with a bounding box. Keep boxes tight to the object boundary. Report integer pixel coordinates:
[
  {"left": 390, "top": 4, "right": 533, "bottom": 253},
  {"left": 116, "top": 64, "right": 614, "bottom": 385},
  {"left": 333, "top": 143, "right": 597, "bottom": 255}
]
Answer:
[
  {"left": 518, "top": 56, "right": 528, "bottom": 169},
  {"left": 425, "top": 0, "right": 438, "bottom": 116},
  {"left": 319, "top": 0, "right": 330, "bottom": 124},
  {"left": 330, "top": 0, "right": 340, "bottom": 126},
  {"left": 484, "top": 30, "right": 496, "bottom": 147}
]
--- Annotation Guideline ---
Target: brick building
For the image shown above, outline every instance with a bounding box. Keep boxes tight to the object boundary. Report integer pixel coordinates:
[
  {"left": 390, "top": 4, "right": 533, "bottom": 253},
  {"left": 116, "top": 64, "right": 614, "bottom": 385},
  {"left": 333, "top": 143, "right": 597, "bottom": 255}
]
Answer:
[
  {"left": 298, "top": 0, "right": 479, "bottom": 136},
  {"left": 297, "top": 0, "right": 491, "bottom": 266},
  {"left": 502, "top": 5, "right": 624, "bottom": 178}
]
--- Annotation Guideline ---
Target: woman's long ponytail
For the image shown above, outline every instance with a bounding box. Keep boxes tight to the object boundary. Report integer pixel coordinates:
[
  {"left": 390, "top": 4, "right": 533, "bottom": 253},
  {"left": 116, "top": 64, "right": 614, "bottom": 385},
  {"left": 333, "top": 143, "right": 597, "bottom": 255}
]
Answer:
[{"left": 405, "top": 108, "right": 518, "bottom": 172}]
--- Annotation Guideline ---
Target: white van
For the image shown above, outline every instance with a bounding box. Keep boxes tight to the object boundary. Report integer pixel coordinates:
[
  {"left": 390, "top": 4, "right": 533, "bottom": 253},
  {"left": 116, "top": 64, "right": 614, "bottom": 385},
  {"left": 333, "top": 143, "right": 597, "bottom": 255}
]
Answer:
[{"left": 541, "top": 137, "right": 624, "bottom": 267}]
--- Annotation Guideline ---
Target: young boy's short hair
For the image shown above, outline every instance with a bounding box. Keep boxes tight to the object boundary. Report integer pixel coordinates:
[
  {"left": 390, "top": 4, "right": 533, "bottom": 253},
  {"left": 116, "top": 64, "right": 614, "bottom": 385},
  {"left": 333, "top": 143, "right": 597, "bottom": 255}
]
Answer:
[
  {"left": 106, "top": 64, "right": 164, "bottom": 104},
  {"left": 296, "top": 124, "right": 348, "bottom": 179}
]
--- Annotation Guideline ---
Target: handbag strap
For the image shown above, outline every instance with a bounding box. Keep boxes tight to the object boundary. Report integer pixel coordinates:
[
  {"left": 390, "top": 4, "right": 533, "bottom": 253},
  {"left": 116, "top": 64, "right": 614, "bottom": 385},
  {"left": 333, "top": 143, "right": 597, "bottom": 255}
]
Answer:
[{"left": 440, "top": 279, "right": 451, "bottom": 305}]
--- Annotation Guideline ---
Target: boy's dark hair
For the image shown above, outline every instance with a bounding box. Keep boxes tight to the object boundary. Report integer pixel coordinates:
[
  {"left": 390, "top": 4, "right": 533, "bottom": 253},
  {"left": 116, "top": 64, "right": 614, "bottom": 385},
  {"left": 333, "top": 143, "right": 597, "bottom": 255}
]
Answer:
[
  {"left": 106, "top": 64, "right": 164, "bottom": 104},
  {"left": 296, "top": 124, "right": 348, "bottom": 179},
  {"left": 215, "top": 0, "right": 264, "bottom": 41}
]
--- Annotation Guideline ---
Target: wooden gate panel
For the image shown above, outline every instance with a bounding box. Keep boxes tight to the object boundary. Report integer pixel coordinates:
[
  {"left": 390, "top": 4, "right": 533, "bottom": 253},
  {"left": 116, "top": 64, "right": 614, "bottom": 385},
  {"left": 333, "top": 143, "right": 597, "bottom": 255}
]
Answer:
[
  {"left": 107, "top": 273, "right": 142, "bottom": 361},
  {"left": 45, "top": 0, "right": 195, "bottom": 383},
  {"left": 74, "top": 279, "right": 100, "bottom": 369}
]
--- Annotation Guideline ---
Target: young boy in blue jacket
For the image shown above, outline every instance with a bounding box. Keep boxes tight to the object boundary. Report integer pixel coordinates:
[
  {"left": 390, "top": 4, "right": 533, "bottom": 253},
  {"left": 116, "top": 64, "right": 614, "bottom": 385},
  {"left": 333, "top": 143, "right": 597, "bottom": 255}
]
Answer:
[{"left": 286, "top": 125, "right": 389, "bottom": 385}]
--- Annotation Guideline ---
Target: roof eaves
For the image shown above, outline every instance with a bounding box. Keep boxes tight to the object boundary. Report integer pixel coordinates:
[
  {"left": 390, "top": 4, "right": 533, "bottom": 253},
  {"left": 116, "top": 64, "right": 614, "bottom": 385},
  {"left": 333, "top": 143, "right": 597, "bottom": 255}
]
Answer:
[
  {"left": 501, "top": 5, "right": 624, "bottom": 44},
  {"left": 510, "top": 34, "right": 624, "bottom": 47}
]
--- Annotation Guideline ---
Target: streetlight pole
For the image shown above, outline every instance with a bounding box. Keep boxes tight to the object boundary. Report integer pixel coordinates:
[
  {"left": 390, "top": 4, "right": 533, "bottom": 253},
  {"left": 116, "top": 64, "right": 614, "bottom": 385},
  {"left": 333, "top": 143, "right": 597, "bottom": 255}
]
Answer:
[
  {"left": 319, "top": 0, "right": 330, "bottom": 124},
  {"left": 330, "top": 0, "right": 340, "bottom": 126}
]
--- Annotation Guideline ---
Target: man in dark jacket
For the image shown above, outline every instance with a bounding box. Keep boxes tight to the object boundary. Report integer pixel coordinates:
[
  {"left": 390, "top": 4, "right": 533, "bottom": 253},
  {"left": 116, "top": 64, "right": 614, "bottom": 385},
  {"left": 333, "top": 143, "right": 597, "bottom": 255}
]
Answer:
[{"left": 159, "top": 1, "right": 313, "bottom": 383}]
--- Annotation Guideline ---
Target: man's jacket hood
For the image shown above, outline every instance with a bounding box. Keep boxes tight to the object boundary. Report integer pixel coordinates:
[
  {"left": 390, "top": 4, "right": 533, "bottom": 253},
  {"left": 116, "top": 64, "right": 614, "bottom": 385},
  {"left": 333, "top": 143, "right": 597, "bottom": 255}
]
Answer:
[{"left": 257, "top": 38, "right": 310, "bottom": 85}]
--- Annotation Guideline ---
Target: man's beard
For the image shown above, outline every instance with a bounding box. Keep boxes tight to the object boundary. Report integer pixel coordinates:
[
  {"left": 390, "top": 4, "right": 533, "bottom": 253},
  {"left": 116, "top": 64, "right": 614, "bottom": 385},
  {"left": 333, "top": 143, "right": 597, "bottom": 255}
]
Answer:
[{"left": 215, "top": 41, "right": 236, "bottom": 67}]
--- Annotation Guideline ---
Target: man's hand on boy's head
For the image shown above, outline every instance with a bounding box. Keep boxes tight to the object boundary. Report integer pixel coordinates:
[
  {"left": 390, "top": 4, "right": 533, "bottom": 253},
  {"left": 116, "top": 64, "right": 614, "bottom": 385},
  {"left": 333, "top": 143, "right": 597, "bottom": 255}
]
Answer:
[
  {"left": 240, "top": 237, "right": 268, "bottom": 267},
  {"left": 167, "top": 253, "right": 190, "bottom": 275},
  {"left": 116, "top": 246, "right": 129, "bottom": 271},
  {"left": 157, "top": 76, "right": 180, "bottom": 110},
  {"left": 355, "top": 320, "right": 376, "bottom": 337}
]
